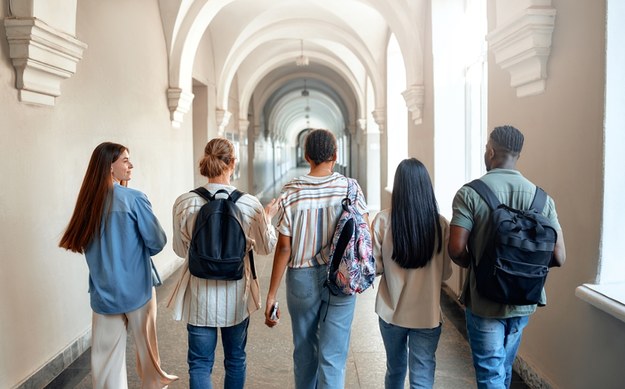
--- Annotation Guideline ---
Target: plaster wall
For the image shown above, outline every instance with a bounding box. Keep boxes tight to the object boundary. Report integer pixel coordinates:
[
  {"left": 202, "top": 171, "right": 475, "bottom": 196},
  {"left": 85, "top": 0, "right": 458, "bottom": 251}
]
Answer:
[
  {"left": 487, "top": 1, "right": 625, "bottom": 388},
  {"left": 0, "top": 1, "right": 190, "bottom": 386}
]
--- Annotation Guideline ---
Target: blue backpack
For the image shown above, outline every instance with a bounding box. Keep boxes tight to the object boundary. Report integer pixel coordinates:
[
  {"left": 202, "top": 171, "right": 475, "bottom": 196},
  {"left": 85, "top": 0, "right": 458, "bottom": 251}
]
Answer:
[{"left": 326, "top": 178, "right": 375, "bottom": 296}]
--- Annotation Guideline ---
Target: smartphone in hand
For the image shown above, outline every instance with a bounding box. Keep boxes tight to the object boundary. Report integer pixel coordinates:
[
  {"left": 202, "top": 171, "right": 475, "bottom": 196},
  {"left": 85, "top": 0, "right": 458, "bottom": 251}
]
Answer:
[{"left": 270, "top": 302, "right": 279, "bottom": 321}]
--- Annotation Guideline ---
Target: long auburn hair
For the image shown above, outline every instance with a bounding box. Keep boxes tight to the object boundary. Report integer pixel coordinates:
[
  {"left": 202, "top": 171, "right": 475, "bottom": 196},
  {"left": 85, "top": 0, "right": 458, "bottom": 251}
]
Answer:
[
  {"left": 59, "top": 142, "right": 127, "bottom": 253},
  {"left": 390, "top": 158, "right": 442, "bottom": 268}
]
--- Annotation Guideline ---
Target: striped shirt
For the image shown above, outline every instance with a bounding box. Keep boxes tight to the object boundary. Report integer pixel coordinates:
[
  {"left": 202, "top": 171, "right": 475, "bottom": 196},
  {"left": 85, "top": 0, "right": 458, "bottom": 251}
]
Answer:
[
  {"left": 167, "top": 184, "right": 277, "bottom": 327},
  {"left": 277, "top": 173, "right": 368, "bottom": 268}
]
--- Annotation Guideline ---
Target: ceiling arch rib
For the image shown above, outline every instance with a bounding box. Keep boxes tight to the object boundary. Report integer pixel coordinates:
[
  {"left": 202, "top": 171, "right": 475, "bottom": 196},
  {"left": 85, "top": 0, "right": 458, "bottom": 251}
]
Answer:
[
  {"left": 216, "top": 20, "right": 383, "bottom": 112},
  {"left": 239, "top": 56, "right": 365, "bottom": 124}
]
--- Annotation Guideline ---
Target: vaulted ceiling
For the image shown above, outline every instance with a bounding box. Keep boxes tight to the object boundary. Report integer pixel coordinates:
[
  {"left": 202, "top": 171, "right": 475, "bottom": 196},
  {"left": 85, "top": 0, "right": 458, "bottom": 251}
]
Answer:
[{"left": 160, "top": 0, "right": 427, "bottom": 142}]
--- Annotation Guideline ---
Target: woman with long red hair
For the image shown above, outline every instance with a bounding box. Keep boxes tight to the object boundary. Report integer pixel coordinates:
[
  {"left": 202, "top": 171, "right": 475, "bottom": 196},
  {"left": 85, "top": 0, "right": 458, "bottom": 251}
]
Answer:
[{"left": 59, "top": 142, "right": 177, "bottom": 389}]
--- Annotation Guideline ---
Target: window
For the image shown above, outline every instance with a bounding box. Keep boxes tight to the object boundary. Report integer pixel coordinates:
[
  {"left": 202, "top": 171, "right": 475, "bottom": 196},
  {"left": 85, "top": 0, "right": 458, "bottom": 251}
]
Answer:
[
  {"left": 386, "top": 33, "right": 407, "bottom": 190},
  {"left": 575, "top": 0, "right": 625, "bottom": 322}
]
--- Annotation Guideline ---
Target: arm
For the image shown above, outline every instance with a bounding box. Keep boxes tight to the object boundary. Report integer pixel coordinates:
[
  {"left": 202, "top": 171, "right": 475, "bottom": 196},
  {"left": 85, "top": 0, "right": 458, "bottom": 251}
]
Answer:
[
  {"left": 248, "top": 197, "right": 278, "bottom": 255},
  {"left": 550, "top": 229, "right": 566, "bottom": 267},
  {"left": 264, "top": 233, "right": 292, "bottom": 327},
  {"left": 371, "top": 212, "right": 384, "bottom": 276},
  {"left": 172, "top": 198, "right": 195, "bottom": 259},
  {"left": 448, "top": 225, "right": 471, "bottom": 268},
  {"left": 135, "top": 195, "right": 167, "bottom": 256}
]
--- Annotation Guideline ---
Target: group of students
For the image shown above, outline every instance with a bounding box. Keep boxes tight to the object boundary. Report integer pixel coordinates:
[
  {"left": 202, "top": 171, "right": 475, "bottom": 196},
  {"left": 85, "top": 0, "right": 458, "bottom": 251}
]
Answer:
[{"left": 59, "top": 125, "right": 565, "bottom": 389}]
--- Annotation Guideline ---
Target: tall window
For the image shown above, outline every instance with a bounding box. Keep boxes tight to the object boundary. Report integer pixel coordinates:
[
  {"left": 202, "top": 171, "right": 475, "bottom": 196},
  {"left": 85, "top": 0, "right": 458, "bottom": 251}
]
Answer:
[
  {"left": 386, "top": 33, "right": 407, "bottom": 189},
  {"left": 433, "top": 0, "right": 487, "bottom": 218},
  {"left": 600, "top": 0, "right": 625, "bottom": 284}
]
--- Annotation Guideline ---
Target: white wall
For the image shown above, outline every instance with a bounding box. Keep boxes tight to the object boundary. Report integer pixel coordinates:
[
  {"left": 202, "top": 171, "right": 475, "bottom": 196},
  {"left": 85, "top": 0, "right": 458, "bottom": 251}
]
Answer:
[
  {"left": 0, "top": 1, "right": 191, "bottom": 387},
  {"left": 487, "top": 1, "right": 625, "bottom": 388}
]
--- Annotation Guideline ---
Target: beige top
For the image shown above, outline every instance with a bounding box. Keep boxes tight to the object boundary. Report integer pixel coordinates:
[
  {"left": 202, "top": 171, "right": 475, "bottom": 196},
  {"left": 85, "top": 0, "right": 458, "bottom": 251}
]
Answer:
[
  {"left": 167, "top": 184, "right": 277, "bottom": 327},
  {"left": 372, "top": 210, "right": 452, "bottom": 329}
]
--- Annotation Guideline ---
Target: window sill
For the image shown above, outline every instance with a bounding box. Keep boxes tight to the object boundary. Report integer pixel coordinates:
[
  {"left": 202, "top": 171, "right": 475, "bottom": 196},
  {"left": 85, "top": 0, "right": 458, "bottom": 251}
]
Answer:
[{"left": 575, "top": 283, "right": 625, "bottom": 323}]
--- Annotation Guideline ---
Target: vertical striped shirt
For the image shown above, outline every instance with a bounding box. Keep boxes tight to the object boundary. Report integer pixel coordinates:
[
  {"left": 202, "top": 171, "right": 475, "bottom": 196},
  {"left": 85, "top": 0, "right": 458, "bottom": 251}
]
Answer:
[
  {"left": 277, "top": 173, "right": 368, "bottom": 268},
  {"left": 167, "top": 184, "right": 277, "bottom": 327}
]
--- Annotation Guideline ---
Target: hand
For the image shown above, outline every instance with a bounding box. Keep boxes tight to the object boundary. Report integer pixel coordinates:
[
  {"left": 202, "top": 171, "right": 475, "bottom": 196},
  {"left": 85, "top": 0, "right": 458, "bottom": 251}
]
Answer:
[
  {"left": 264, "top": 298, "right": 280, "bottom": 327},
  {"left": 264, "top": 198, "right": 279, "bottom": 221}
]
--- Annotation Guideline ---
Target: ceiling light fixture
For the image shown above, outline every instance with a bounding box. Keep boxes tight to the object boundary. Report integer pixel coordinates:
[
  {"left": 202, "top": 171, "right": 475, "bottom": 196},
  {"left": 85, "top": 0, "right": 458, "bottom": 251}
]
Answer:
[
  {"left": 295, "top": 39, "right": 309, "bottom": 67},
  {"left": 301, "top": 79, "right": 309, "bottom": 97}
]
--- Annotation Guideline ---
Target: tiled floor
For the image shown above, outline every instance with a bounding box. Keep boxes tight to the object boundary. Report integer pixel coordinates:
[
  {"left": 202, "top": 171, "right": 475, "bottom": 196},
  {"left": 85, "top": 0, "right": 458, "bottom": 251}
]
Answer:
[
  {"left": 45, "top": 168, "right": 529, "bottom": 388},
  {"left": 45, "top": 254, "right": 529, "bottom": 389}
]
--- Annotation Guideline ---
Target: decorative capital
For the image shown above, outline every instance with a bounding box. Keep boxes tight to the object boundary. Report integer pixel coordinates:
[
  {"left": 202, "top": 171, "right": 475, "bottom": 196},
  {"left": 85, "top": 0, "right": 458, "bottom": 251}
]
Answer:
[
  {"left": 216, "top": 109, "right": 232, "bottom": 136},
  {"left": 487, "top": 4, "right": 556, "bottom": 97},
  {"left": 238, "top": 119, "right": 250, "bottom": 134},
  {"left": 167, "top": 88, "right": 194, "bottom": 128},
  {"left": 371, "top": 109, "right": 385, "bottom": 132},
  {"left": 357, "top": 118, "right": 367, "bottom": 132},
  {"left": 401, "top": 85, "right": 425, "bottom": 125},
  {"left": 4, "top": 17, "right": 87, "bottom": 106}
]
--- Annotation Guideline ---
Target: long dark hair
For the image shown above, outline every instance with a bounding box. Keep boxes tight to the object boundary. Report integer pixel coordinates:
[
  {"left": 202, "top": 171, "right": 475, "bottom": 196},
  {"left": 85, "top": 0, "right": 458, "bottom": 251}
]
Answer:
[
  {"left": 390, "top": 158, "right": 442, "bottom": 268},
  {"left": 59, "top": 142, "right": 127, "bottom": 253}
]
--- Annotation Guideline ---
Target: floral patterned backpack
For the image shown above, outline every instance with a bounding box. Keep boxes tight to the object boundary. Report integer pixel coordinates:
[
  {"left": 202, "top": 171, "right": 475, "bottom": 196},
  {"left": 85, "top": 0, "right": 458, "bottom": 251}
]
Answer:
[{"left": 326, "top": 178, "right": 375, "bottom": 296}]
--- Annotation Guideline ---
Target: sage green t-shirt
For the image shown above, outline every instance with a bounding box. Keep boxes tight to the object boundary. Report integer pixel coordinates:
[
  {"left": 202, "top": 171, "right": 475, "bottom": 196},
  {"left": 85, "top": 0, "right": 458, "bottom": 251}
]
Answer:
[{"left": 450, "top": 169, "right": 561, "bottom": 318}]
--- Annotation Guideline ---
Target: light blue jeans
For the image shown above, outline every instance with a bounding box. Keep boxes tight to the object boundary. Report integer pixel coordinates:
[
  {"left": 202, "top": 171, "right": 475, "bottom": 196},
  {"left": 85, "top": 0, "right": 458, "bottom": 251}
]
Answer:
[
  {"left": 286, "top": 265, "right": 357, "bottom": 389},
  {"left": 187, "top": 318, "right": 249, "bottom": 389},
  {"left": 378, "top": 317, "right": 442, "bottom": 389},
  {"left": 465, "top": 308, "right": 530, "bottom": 389}
]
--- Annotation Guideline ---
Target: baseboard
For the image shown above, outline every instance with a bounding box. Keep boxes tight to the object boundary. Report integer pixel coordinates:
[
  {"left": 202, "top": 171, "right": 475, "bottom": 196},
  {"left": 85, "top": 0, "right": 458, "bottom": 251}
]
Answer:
[
  {"left": 15, "top": 329, "right": 91, "bottom": 389},
  {"left": 514, "top": 355, "right": 555, "bottom": 389}
]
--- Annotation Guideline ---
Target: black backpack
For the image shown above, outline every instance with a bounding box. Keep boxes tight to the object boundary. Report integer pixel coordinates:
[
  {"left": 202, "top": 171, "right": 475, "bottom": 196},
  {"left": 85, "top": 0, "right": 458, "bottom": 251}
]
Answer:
[
  {"left": 467, "top": 179, "right": 557, "bottom": 305},
  {"left": 188, "top": 187, "right": 255, "bottom": 281}
]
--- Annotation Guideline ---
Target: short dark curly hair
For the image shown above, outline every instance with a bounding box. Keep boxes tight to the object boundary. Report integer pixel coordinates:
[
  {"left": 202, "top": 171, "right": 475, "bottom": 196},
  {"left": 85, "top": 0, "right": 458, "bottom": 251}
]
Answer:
[
  {"left": 304, "top": 129, "right": 337, "bottom": 165},
  {"left": 490, "top": 125, "right": 524, "bottom": 155}
]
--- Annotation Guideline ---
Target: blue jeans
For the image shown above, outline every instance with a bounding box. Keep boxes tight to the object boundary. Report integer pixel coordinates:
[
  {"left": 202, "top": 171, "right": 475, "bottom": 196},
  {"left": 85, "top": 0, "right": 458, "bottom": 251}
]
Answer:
[
  {"left": 187, "top": 318, "right": 249, "bottom": 389},
  {"left": 465, "top": 308, "right": 530, "bottom": 389},
  {"left": 378, "top": 317, "right": 442, "bottom": 389},
  {"left": 286, "top": 265, "right": 357, "bottom": 389}
]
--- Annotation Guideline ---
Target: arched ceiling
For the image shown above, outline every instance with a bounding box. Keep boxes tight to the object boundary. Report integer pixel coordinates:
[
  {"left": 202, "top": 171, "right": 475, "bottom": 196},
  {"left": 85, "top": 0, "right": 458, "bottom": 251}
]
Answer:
[{"left": 160, "top": 0, "right": 427, "bottom": 141}]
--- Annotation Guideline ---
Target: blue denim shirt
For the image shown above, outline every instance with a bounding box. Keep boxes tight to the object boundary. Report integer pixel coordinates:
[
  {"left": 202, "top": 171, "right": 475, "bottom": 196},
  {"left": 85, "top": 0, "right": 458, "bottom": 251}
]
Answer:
[{"left": 85, "top": 183, "right": 166, "bottom": 314}]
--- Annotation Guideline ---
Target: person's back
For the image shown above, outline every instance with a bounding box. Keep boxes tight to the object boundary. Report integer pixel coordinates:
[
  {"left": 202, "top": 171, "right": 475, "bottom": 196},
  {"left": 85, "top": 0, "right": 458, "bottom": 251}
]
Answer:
[
  {"left": 264, "top": 129, "right": 369, "bottom": 389},
  {"left": 59, "top": 142, "right": 177, "bottom": 389},
  {"left": 86, "top": 183, "right": 166, "bottom": 314},
  {"left": 372, "top": 158, "right": 452, "bottom": 389},
  {"left": 168, "top": 138, "right": 278, "bottom": 389},
  {"left": 448, "top": 125, "right": 566, "bottom": 389}
]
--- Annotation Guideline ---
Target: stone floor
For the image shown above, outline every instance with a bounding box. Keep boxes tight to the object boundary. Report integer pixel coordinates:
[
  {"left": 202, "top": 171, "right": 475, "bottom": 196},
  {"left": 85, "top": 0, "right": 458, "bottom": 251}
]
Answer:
[{"left": 46, "top": 250, "right": 529, "bottom": 388}]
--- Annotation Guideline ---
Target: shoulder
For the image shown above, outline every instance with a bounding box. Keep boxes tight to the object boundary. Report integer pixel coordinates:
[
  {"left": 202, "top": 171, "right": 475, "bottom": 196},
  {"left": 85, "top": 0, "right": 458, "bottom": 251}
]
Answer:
[
  {"left": 372, "top": 209, "right": 390, "bottom": 229},
  {"left": 114, "top": 185, "right": 150, "bottom": 209},
  {"left": 174, "top": 191, "right": 203, "bottom": 206},
  {"left": 237, "top": 192, "right": 263, "bottom": 211},
  {"left": 115, "top": 184, "right": 146, "bottom": 199}
]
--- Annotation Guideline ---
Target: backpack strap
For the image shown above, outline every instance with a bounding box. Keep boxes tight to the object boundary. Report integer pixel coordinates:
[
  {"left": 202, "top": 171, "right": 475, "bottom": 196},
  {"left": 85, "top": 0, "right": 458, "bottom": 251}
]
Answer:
[
  {"left": 191, "top": 187, "right": 214, "bottom": 202},
  {"left": 229, "top": 189, "right": 245, "bottom": 203},
  {"left": 530, "top": 187, "right": 548, "bottom": 213},
  {"left": 465, "top": 179, "right": 500, "bottom": 210}
]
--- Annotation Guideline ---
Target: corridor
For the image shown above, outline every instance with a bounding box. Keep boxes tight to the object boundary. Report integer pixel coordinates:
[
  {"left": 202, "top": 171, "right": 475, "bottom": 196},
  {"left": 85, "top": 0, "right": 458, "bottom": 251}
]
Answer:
[
  {"left": 3, "top": 1, "right": 624, "bottom": 388},
  {"left": 45, "top": 169, "right": 528, "bottom": 389}
]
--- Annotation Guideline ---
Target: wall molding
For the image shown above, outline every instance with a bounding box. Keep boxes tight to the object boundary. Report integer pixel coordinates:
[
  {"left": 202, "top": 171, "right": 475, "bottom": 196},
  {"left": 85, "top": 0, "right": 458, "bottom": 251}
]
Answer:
[
  {"left": 487, "top": 5, "right": 556, "bottom": 97},
  {"left": 15, "top": 329, "right": 91, "bottom": 389},
  {"left": 4, "top": 17, "right": 87, "bottom": 106}
]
